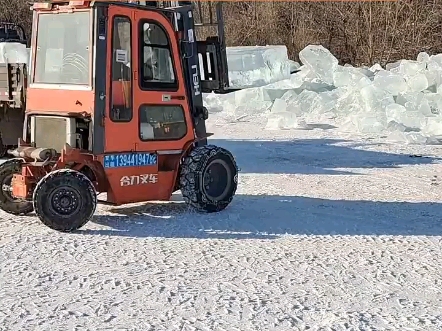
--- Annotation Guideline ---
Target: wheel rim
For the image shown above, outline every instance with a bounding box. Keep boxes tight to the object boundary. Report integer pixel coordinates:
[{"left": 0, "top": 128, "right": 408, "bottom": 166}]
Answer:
[
  {"left": 1, "top": 173, "right": 17, "bottom": 202},
  {"left": 49, "top": 187, "right": 81, "bottom": 216},
  {"left": 202, "top": 159, "right": 232, "bottom": 201}
]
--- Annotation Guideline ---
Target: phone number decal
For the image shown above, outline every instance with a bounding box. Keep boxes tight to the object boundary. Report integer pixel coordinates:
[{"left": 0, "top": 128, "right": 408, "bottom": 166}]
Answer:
[{"left": 103, "top": 152, "right": 157, "bottom": 168}]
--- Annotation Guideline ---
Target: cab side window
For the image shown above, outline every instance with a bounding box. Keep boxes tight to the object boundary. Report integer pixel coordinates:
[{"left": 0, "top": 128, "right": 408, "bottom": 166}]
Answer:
[
  {"left": 139, "top": 105, "right": 187, "bottom": 141},
  {"left": 110, "top": 16, "right": 132, "bottom": 122},
  {"left": 140, "top": 22, "right": 176, "bottom": 89}
]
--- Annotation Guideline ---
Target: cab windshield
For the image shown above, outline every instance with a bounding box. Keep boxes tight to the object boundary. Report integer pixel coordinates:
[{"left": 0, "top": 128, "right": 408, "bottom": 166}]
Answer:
[{"left": 33, "top": 11, "right": 91, "bottom": 86}]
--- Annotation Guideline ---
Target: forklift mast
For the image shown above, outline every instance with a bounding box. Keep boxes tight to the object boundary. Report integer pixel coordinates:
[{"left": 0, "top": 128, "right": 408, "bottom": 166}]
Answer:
[{"left": 137, "top": 1, "right": 230, "bottom": 93}]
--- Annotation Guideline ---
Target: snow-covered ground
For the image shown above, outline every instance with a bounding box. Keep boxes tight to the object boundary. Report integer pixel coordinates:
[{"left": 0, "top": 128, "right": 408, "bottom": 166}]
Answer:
[
  {"left": 1, "top": 111, "right": 442, "bottom": 330},
  {"left": 1, "top": 45, "right": 442, "bottom": 330}
]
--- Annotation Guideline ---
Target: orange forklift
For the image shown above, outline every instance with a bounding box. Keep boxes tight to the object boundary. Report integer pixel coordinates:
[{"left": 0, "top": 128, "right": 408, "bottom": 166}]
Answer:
[{"left": 0, "top": 0, "right": 238, "bottom": 232}]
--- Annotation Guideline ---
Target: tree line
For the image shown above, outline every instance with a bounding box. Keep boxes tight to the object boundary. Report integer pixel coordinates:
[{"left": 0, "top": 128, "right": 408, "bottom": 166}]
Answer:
[{"left": 3, "top": 0, "right": 441, "bottom": 66}]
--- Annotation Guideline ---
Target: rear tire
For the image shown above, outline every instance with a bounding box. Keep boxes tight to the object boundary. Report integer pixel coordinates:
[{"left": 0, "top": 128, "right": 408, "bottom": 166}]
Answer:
[
  {"left": 180, "top": 145, "right": 238, "bottom": 212},
  {"left": 33, "top": 169, "right": 97, "bottom": 232},
  {"left": 0, "top": 159, "right": 33, "bottom": 215}
]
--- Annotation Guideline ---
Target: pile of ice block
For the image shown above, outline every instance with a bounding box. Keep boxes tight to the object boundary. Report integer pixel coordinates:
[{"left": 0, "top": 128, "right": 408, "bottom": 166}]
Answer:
[{"left": 205, "top": 44, "right": 442, "bottom": 144}]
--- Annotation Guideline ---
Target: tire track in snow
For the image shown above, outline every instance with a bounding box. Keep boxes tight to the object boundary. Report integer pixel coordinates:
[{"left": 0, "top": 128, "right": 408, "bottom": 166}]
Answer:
[{"left": 1, "top": 116, "right": 442, "bottom": 329}]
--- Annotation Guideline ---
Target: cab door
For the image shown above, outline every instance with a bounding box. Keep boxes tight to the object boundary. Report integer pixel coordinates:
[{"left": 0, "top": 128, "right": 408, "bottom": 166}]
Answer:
[
  {"left": 102, "top": 5, "right": 194, "bottom": 205},
  {"left": 131, "top": 9, "right": 196, "bottom": 200},
  {"left": 103, "top": 5, "right": 158, "bottom": 205},
  {"left": 104, "top": 5, "right": 194, "bottom": 152},
  {"left": 132, "top": 9, "right": 195, "bottom": 152}
]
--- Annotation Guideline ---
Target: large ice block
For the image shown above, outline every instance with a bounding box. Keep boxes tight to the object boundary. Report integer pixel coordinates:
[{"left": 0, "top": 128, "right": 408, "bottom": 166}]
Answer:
[
  {"left": 391, "top": 60, "right": 429, "bottom": 92},
  {"left": 360, "top": 84, "right": 395, "bottom": 113},
  {"left": 203, "top": 92, "right": 234, "bottom": 113},
  {"left": 289, "top": 90, "right": 328, "bottom": 115},
  {"left": 406, "top": 73, "right": 428, "bottom": 92},
  {"left": 299, "top": 45, "right": 338, "bottom": 85},
  {"left": 385, "top": 103, "right": 407, "bottom": 123},
  {"left": 398, "top": 60, "right": 426, "bottom": 77},
  {"left": 369, "top": 63, "right": 383, "bottom": 72},
  {"left": 265, "top": 111, "right": 301, "bottom": 130},
  {"left": 334, "top": 87, "right": 365, "bottom": 115},
  {"left": 265, "top": 97, "right": 308, "bottom": 130},
  {"left": 417, "top": 52, "right": 430, "bottom": 64},
  {"left": 351, "top": 113, "right": 387, "bottom": 133},
  {"left": 422, "top": 93, "right": 442, "bottom": 116},
  {"left": 385, "top": 60, "right": 401, "bottom": 72},
  {"left": 389, "top": 111, "right": 426, "bottom": 132},
  {"left": 423, "top": 118, "right": 442, "bottom": 137},
  {"left": 333, "top": 65, "right": 371, "bottom": 88},
  {"left": 396, "top": 92, "right": 431, "bottom": 116},
  {"left": 0, "top": 42, "right": 29, "bottom": 64},
  {"left": 427, "top": 56, "right": 442, "bottom": 90},
  {"left": 373, "top": 71, "right": 407, "bottom": 95},
  {"left": 226, "top": 45, "right": 291, "bottom": 88}
]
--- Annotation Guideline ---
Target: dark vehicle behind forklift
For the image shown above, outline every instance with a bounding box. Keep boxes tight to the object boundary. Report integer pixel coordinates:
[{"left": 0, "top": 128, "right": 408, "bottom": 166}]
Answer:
[
  {"left": 0, "top": 22, "right": 28, "bottom": 156},
  {"left": 0, "top": 0, "right": 239, "bottom": 232}
]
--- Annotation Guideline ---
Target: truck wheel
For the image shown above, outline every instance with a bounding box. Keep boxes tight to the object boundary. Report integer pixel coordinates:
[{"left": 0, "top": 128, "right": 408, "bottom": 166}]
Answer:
[
  {"left": 180, "top": 145, "right": 238, "bottom": 212},
  {"left": 0, "top": 159, "right": 34, "bottom": 215},
  {"left": 33, "top": 169, "right": 97, "bottom": 232}
]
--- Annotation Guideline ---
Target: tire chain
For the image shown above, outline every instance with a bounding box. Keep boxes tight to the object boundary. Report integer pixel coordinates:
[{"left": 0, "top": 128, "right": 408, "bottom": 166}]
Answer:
[{"left": 179, "top": 145, "right": 238, "bottom": 212}]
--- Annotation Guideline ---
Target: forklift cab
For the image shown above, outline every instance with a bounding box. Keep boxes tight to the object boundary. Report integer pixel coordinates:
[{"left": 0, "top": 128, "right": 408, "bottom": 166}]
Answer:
[{"left": 27, "top": 1, "right": 229, "bottom": 155}]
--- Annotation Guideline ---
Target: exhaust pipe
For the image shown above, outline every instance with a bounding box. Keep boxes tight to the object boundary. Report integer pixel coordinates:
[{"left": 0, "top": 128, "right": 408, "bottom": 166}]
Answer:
[{"left": 8, "top": 146, "right": 57, "bottom": 161}]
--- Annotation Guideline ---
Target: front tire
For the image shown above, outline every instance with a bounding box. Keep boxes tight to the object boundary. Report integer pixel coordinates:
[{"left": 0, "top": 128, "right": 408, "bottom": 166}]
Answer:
[
  {"left": 33, "top": 169, "right": 97, "bottom": 232},
  {"left": 180, "top": 145, "right": 238, "bottom": 212},
  {"left": 0, "top": 159, "right": 33, "bottom": 215}
]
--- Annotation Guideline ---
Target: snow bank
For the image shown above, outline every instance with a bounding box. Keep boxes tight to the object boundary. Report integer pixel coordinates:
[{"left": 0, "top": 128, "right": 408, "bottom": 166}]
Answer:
[
  {"left": 0, "top": 42, "right": 29, "bottom": 64},
  {"left": 205, "top": 44, "right": 442, "bottom": 145}
]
